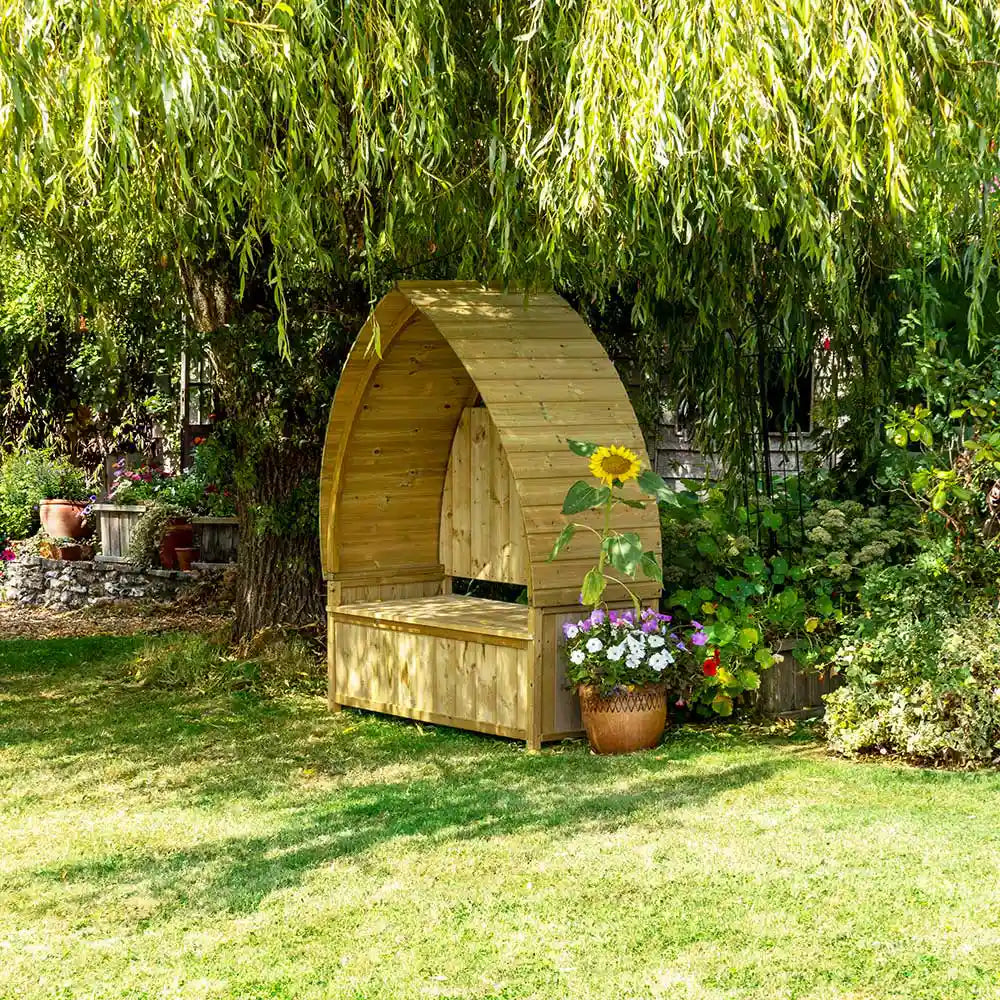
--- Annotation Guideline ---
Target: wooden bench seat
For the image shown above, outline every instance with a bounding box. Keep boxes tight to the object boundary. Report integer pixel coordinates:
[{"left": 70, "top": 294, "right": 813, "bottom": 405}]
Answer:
[
  {"left": 329, "top": 594, "right": 535, "bottom": 739},
  {"left": 330, "top": 594, "right": 532, "bottom": 646}
]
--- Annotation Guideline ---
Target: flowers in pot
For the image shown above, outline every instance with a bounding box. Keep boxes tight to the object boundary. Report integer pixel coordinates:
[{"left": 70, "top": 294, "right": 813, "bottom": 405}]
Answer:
[
  {"left": 550, "top": 440, "right": 700, "bottom": 753},
  {"left": 35, "top": 457, "right": 96, "bottom": 541},
  {"left": 562, "top": 606, "right": 703, "bottom": 753}
]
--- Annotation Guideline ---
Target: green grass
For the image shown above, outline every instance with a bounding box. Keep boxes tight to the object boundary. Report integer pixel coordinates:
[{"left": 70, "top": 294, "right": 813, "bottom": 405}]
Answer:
[{"left": 3, "top": 635, "right": 1000, "bottom": 1000}]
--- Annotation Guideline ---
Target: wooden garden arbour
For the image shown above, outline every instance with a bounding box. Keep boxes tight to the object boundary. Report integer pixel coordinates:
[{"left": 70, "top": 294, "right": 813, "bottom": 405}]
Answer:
[{"left": 320, "top": 282, "right": 661, "bottom": 748}]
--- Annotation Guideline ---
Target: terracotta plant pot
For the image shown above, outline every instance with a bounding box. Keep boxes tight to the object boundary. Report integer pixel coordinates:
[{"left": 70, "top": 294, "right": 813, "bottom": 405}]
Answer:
[
  {"left": 39, "top": 500, "right": 90, "bottom": 540},
  {"left": 577, "top": 683, "right": 668, "bottom": 755},
  {"left": 159, "top": 519, "right": 194, "bottom": 570},
  {"left": 56, "top": 544, "right": 82, "bottom": 561},
  {"left": 174, "top": 547, "right": 199, "bottom": 572}
]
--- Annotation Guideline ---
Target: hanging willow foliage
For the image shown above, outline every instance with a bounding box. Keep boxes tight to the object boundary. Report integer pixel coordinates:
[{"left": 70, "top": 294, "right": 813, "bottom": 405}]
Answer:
[{"left": 0, "top": 1, "right": 998, "bottom": 459}]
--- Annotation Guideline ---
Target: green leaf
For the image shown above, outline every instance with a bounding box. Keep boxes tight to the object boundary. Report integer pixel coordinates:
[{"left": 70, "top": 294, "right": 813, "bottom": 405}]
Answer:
[
  {"left": 604, "top": 532, "right": 642, "bottom": 576},
  {"left": 547, "top": 523, "right": 575, "bottom": 561},
  {"left": 712, "top": 622, "right": 736, "bottom": 646},
  {"left": 615, "top": 497, "right": 647, "bottom": 509},
  {"left": 754, "top": 647, "right": 775, "bottom": 668},
  {"left": 918, "top": 425, "right": 934, "bottom": 447},
  {"left": 639, "top": 549, "right": 663, "bottom": 583},
  {"left": 742, "top": 554, "right": 766, "bottom": 576},
  {"left": 696, "top": 534, "right": 720, "bottom": 557},
  {"left": 737, "top": 627, "right": 759, "bottom": 650},
  {"left": 637, "top": 467, "right": 671, "bottom": 499},
  {"left": 581, "top": 567, "right": 606, "bottom": 606},
  {"left": 736, "top": 668, "right": 761, "bottom": 691},
  {"left": 711, "top": 693, "right": 734, "bottom": 717},
  {"left": 567, "top": 439, "right": 598, "bottom": 457},
  {"left": 562, "top": 480, "right": 609, "bottom": 514},
  {"left": 892, "top": 429, "right": 908, "bottom": 447},
  {"left": 665, "top": 589, "right": 691, "bottom": 608}
]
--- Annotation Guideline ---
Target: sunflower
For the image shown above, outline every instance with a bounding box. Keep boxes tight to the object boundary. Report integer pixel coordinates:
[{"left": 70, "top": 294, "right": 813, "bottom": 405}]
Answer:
[{"left": 589, "top": 444, "right": 641, "bottom": 486}]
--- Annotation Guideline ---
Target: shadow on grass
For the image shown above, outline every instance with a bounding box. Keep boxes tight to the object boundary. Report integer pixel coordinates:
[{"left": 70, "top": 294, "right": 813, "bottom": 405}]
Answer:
[{"left": 6, "top": 635, "right": 783, "bottom": 921}]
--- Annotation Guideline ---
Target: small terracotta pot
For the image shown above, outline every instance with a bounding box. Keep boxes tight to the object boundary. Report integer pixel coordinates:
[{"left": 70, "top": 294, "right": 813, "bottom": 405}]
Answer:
[
  {"left": 159, "top": 519, "right": 194, "bottom": 570},
  {"left": 578, "top": 683, "right": 668, "bottom": 755},
  {"left": 39, "top": 500, "right": 90, "bottom": 540},
  {"left": 174, "top": 547, "right": 199, "bottom": 572},
  {"left": 56, "top": 544, "right": 82, "bottom": 561}
]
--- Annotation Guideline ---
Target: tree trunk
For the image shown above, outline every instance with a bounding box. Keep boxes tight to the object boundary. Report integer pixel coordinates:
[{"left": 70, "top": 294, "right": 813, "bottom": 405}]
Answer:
[
  {"left": 232, "top": 438, "right": 325, "bottom": 640},
  {"left": 180, "top": 257, "right": 359, "bottom": 642}
]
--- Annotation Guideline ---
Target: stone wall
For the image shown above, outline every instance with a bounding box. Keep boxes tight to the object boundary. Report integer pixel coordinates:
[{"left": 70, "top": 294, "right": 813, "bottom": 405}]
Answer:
[{"left": 2, "top": 556, "right": 224, "bottom": 609}]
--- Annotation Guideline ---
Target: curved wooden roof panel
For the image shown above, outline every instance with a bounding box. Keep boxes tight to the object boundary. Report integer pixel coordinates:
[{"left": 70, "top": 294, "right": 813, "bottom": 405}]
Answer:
[{"left": 319, "top": 282, "right": 661, "bottom": 608}]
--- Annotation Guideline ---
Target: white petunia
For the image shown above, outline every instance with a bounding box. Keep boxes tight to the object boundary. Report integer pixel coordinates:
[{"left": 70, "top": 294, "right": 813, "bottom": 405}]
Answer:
[
  {"left": 565, "top": 624, "right": 580, "bottom": 639},
  {"left": 607, "top": 644, "right": 625, "bottom": 662},
  {"left": 626, "top": 656, "right": 642, "bottom": 670},
  {"left": 648, "top": 651, "right": 669, "bottom": 672},
  {"left": 586, "top": 637, "right": 604, "bottom": 653},
  {"left": 570, "top": 649, "right": 586, "bottom": 665},
  {"left": 647, "top": 634, "right": 665, "bottom": 648}
]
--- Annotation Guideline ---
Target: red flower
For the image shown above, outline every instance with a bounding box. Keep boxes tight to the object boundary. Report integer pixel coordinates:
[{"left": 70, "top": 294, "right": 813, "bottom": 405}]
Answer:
[
  {"left": 193, "top": 436, "right": 205, "bottom": 446},
  {"left": 702, "top": 647, "right": 721, "bottom": 676},
  {"left": 822, "top": 336, "right": 832, "bottom": 351}
]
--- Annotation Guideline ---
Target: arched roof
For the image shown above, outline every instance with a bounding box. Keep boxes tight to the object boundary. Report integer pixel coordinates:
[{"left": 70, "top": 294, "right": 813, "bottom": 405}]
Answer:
[{"left": 319, "top": 282, "right": 661, "bottom": 608}]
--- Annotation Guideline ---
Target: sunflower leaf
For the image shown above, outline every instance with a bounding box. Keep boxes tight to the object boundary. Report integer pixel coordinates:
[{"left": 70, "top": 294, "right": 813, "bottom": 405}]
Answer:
[
  {"left": 567, "top": 439, "right": 598, "bottom": 456},
  {"left": 640, "top": 549, "right": 663, "bottom": 583},
  {"left": 562, "top": 480, "right": 607, "bottom": 514},
  {"left": 547, "top": 523, "right": 575, "bottom": 561},
  {"left": 637, "top": 467, "right": 671, "bottom": 500},
  {"left": 603, "top": 532, "right": 642, "bottom": 576},
  {"left": 581, "top": 567, "right": 606, "bottom": 605}
]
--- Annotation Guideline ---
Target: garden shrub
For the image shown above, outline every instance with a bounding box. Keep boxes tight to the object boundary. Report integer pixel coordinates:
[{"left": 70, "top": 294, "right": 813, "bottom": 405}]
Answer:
[
  {"left": 824, "top": 558, "right": 1000, "bottom": 766},
  {"left": 0, "top": 447, "right": 92, "bottom": 540},
  {"left": 659, "top": 483, "right": 917, "bottom": 715}
]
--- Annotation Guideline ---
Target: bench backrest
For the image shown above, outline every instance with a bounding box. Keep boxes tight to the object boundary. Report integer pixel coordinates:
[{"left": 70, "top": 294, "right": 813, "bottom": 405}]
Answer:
[{"left": 439, "top": 407, "right": 528, "bottom": 587}]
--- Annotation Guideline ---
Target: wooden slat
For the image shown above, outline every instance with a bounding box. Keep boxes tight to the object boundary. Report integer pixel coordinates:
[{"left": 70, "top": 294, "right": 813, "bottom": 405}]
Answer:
[
  {"left": 473, "top": 379, "right": 628, "bottom": 404},
  {"left": 451, "top": 408, "right": 472, "bottom": 573},
  {"left": 470, "top": 410, "right": 490, "bottom": 576},
  {"left": 442, "top": 338, "right": 606, "bottom": 359},
  {"left": 438, "top": 406, "right": 529, "bottom": 585}
]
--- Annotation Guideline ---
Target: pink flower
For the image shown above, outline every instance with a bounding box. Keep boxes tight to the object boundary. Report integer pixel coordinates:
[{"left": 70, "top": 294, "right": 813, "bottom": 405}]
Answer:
[
  {"left": 691, "top": 631, "right": 708, "bottom": 646},
  {"left": 1, "top": 548, "right": 16, "bottom": 562}
]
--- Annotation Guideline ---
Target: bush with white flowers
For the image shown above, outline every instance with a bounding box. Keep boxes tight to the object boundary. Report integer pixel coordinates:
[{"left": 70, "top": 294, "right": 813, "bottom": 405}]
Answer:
[{"left": 561, "top": 607, "right": 704, "bottom": 697}]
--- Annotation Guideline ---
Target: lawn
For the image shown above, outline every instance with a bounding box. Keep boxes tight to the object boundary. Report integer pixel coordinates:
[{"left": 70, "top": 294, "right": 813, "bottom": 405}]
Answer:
[{"left": 2, "top": 634, "right": 1000, "bottom": 1000}]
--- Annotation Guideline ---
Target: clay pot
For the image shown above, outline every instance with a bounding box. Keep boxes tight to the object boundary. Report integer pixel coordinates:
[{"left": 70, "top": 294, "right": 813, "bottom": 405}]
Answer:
[
  {"left": 56, "top": 544, "right": 82, "bottom": 561},
  {"left": 577, "top": 683, "right": 668, "bottom": 755},
  {"left": 39, "top": 500, "right": 90, "bottom": 540},
  {"left": 159, "top": 519, "right": 194, "bottom": 570},
  {"left": 174, "top": 547, "right": 199, "bottom": 572}
]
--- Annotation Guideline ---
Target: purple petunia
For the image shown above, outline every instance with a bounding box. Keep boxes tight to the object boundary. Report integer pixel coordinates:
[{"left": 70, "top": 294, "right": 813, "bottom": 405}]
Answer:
[{"left": 690, "top": 631, "right": 709, "bottom": 647}]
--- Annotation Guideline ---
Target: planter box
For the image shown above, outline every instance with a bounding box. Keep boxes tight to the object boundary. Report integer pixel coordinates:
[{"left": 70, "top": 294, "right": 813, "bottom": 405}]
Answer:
[
  {"left": 191, "top": 516, "right": 239, "bottom": 564},
  {"left": 755, "top": 639, "right": 843, "bottom": 718},
  {"left": 92, "top": 503, "right": 147, "bottom": 563}
]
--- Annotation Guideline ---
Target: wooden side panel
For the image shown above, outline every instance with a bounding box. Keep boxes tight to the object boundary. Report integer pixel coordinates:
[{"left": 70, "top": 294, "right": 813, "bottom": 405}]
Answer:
[
  {"left": 331, "top": 315, "right": 476, "bottom": 575},
  {"left": 332, "top": 620, "right": 530, "bottom": 738},
  {"left": 439, "top": 407, "right": 528, "bottom": 585}
]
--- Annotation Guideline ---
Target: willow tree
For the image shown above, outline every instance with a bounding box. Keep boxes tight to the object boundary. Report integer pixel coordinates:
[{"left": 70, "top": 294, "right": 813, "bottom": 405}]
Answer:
[
  {"left": 0, "top": 2, "right": 510, "bottom": 636},
  {"left": 502, "top": 1, "right": 1000, "bottom": 464},
  {"left": 2, "top": 1, "right": 998, "bottom": 633}
]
